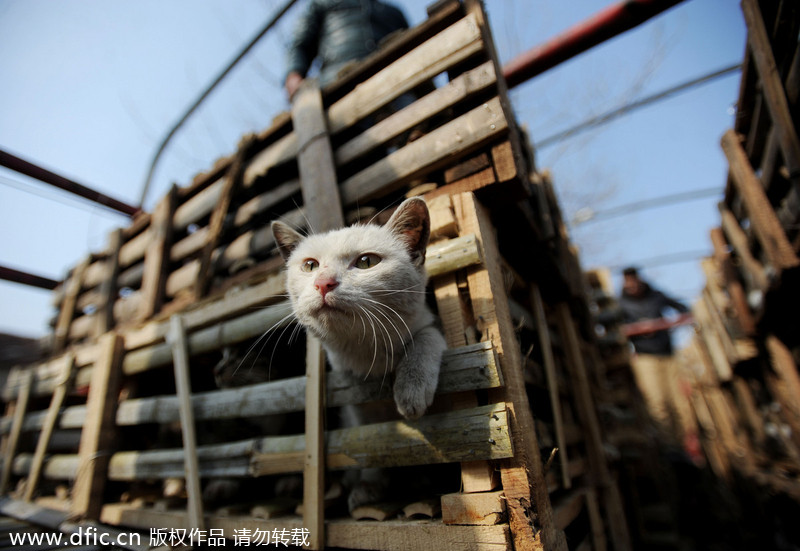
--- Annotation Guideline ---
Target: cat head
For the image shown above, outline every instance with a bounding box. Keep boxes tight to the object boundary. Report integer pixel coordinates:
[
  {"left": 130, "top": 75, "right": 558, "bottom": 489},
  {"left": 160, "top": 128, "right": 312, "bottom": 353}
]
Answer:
[{"left": 271, "top": 197, "right": 431, "bottom": 339}]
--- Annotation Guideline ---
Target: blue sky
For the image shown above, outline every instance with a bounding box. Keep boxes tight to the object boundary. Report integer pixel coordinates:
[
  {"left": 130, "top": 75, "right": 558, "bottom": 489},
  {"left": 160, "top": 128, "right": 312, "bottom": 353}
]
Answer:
[{"left": 0, "top": 0, "right": 745, "bottom": 337}]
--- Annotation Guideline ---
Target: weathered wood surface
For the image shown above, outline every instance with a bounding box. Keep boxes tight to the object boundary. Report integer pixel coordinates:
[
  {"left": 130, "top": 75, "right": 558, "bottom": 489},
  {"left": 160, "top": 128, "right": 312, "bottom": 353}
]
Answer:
[
  {"left": 8, "top": 342, "right": 498, "bottom": 435},
  {"left": 167, "top": 315, "right": 204, "bottom": 531},
  {"left": 15, "top": 403, "right": 513, "bottom": 481},
  {"left": 0, "top": 370, "right": 33, "bottom": 494},
  {"left": 340, "top": 97, "right": 508, "bottom": 204},
  {"left": 100, "top": 503, "right": 511, "bottom": 551},
  {"left": 71, "top": 332, "right": 123, "bottom": 519},
  {"left": 335, "top": 61, "right": 497, "bottom": 166},
  {"left": 452, "top": 192, "right": 566, "bottom": 551},
  {"left": 441, "top": 490, "right": 505, "bottom": 526},
  {"left": 721, "top": 130, "right": 799, "bottom": 270},
  {"left": 327, "top": 14, "right": 483, "bottom": 135}
]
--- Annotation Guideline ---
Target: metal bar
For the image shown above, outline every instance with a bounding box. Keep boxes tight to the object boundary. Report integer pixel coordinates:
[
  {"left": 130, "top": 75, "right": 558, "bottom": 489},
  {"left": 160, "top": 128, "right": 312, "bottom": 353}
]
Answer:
[
  {"left": 502, "top": 0, "right": 685, "bottom": 89},
  {"left": 0, "top": 264, "right": 59, "bottom": 290},
  {"left": 0, "top": 149, "right": 139, "bottom": 217},
  {"left": 139, "top": 0, "right": 300, "bottom": 209}
]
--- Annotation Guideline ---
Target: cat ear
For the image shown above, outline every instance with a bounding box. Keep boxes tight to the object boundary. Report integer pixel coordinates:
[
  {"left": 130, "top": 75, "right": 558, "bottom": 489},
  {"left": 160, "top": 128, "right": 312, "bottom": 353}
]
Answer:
[
  {"left": 387, "top": 197, "right": 430, "bottom": 267},
  {"left": 271, "top": 221, "right": 304, "bottom": 261}
]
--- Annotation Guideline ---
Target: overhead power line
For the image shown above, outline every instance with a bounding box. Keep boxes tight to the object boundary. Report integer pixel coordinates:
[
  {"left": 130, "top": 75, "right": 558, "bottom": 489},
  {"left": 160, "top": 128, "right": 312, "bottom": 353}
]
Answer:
[
  {"left": 537, "top": 63, "right": 742, "bottom": 149},
  {"left": 572, "top": 186, "right": 722, "bottom": 225}
]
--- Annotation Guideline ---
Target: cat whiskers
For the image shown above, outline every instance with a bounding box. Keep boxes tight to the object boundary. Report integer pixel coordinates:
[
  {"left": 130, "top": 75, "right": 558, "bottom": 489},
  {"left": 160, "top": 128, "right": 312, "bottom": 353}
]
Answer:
[
  {"left": 363, "top": 298, "right": 414, "bottom": 350},
  {"left": 233, "top": 307, "right": 298, "bottom": 379}
]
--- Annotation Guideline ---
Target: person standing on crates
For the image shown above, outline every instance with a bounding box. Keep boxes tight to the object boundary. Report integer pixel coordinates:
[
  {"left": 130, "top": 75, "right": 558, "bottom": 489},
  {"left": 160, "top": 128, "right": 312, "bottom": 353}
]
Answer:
[
  {"left": 284, "top": 0, "right": 410, "bottom": 101},
  {"left": 618, "top": 266, "right": 691, "bottom": 446}
]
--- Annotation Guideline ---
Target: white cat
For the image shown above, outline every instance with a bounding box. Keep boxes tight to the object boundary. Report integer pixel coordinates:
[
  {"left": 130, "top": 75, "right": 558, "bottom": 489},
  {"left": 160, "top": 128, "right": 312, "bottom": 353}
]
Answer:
[{"left": 271, "top": 197, "right": 446, "bottom": 420}]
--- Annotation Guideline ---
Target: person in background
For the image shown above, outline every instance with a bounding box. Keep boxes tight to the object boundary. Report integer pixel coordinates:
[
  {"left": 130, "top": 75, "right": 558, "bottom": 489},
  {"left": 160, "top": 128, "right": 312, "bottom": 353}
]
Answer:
[
  {"left": 284, "top": 0, "right": 409, "bottom": 101},
  {"left": 618, "top": 266, "right": 691, "bottom": 444}
]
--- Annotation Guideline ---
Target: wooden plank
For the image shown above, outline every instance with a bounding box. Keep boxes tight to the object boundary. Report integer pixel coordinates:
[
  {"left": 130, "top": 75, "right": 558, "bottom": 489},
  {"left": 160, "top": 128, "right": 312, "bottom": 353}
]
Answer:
[
  {"left": 94, "top": 229, "right": 122, "bottom": 337},
  {"left": 138, "top": 187, "right": 175, "bottom": 320},
  {"left": 18, "top": 403, "right": 513, "bottom": 481},
  {"left": 444, "top": 153, "right": 491, "bottom": 184},
  {"left": 555, "top": 303, "right": 632, "bottom": 551},
  {"left": 100, "top": 504, "right": 512, "bottom": 551},
  {"left": 427, "top": 234, "right": 482, "bottom": 278},
  {"left": 0, "top": 370, "right": 33, "bottom": 494},
  {"left": 72, "top": 332, "right": 123, "bottom": 519},
  {"left": 452, "top": 192, "right": 564, "bottom": 551},
  {"left": 195, "top": 138, "right": 256, "bottom": 298},
  {"left": 491, "top": 141, "right": 517, "bottom": 182},
  {"left": 692, "top": 299, "right": 734, "bottom": 382},
  {"left": 718, "top": 203, "right": 769, "bottom": 290},
  {"left": 340, "top": 96, "right": 508, "bottom": 205},
  {"left": 327, "top": 14, "right": 484, "bottom": 134},
  {"left": 336, "top": 61, "right": 498, "bottom": 166},
  {"left": 23, "top": 356, "right": 74, "bottom": 502},
  {"left": 293, "top": 81, "right": 344, "bottom": 232},
  {"left": 53, "top": 257, "right": 90, "bottom": 352},
  {"left": 441, "top": 490, "right": 505, "bottom": 525},
  {"left": 167, "top": 315, "right": 204, "bottom": 531},
  {"left": 304, "top": 336, "right": 325, "bottom": 550},
  {"left": 721, "top": 129, "right": 799, "bottom": 270},
  {"left": 292, "top": 80, "right": 342, "bottom": 551},
  {"left": 742, "top": 0, "right": 800, "bottom": 175},
  {"left": 765, "top": 335, "right": 800, "bottom": 450},
  {"left": 36, "top": 342, "right": 500, "bottom": 431},
  {"left": 531, "top": 284, "right": 570, "bottom": 490},
  {"left": 710, "top": 227, "right": 757, "bottom": 336}
]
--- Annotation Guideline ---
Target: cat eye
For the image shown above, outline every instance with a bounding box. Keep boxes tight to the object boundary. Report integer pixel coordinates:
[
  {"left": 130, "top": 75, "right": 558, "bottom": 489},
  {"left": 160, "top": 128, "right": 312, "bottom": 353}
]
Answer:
[
  {"left": 354, "top": 253, "right": 381, "bottom": 269},
  {"left": 301, "top": 259, "right": 319, "bottom": 272}
]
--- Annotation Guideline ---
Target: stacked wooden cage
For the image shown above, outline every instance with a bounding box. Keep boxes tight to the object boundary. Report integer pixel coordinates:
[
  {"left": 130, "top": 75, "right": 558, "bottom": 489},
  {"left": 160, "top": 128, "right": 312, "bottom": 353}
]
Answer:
[
  {"left": 0, "top": 1, "right": 635, "bottom": 549},
  {"left": 674, "top": 0, "right": 800, "bottom": 538}
]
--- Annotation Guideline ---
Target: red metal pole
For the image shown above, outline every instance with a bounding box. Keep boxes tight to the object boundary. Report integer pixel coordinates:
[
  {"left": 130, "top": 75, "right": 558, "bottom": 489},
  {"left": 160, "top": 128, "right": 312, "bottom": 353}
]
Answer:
[
  {"left": 0, "top": 148, "right": 140, "bottom": 217},
  {"left": 0, "top": 265, "right": 59, "bottom": 290},
  {"left": 502, "top": 0, "right": 685, "bottom": 90}
]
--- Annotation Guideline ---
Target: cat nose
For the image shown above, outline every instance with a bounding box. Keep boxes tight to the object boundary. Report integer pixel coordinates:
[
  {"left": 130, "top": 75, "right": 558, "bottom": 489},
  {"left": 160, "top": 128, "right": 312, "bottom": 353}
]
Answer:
[{"left": 314, "top": 277, "right": 339, "bottom": 298}]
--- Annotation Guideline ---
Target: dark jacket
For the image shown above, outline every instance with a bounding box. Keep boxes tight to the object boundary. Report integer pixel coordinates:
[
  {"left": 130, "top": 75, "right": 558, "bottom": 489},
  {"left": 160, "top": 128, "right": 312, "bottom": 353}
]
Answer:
[
  {"left": 619, "top": 283, "right": 688, "bottom": 356},
  {"left": 286, "top": 0, "right": 409, "bottom": 85}
]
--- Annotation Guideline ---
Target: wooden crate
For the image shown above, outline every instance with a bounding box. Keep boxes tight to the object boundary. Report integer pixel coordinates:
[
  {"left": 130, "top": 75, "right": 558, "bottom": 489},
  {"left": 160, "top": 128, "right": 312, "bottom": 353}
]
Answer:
[
  {"left": 674, "top": 0, "right": 800, "bottom": 537},
  {"left": 0, "top": 2, "right": 633, "bottom": 549}
]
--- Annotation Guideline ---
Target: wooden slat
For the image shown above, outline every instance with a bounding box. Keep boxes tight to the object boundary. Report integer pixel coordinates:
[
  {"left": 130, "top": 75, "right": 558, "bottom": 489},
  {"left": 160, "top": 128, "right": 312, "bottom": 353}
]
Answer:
[
  {"left": 304, "top": 336, "right": 326, "bottom": 550},
  {"left": 555, "top": 303, "right": 632, "bottom": 551},
  {"left": 54, "top": 257, "right": 90, "bottom": 352},
  {"left": 17, "top": 403, "right": 513, "bottom": 481},
  {"left": 71, "top": 332, "right": 123, "bottom": 519},
  {"left": 195, "top": 138, "right": 255, "bottom": 298},
  {"left": 765, "top": 335, "right": 800, "bottom": 451},
  {"left": 335, "top": 61, "right": 498, "bottom": 166},
  {"left": 94, "top": 229, "right": 122, "bottom": 336},
  {"left": 292, "top": 80, "right": 342, "bottom": 551},
  {"left": 100, "top": 504, "right": 511, "bottom": 551},
  {"left": 0, "top": 370, "right": 33, "bottom": 494},
  {"left": 138, "top": 187, "right": 175, "bottom": 320},
  {"left": 721, "top": 129, "right": 799, "bottom": 270},
  {"left": 23, "top": 356, "right": 74, "bottom": 502},
  {"left": 742, "top": 0, "right": 800, "bottom": 175},
  {"left": 327, "top": 14, "right": 483, "bottom": 134},
  {"left": 531, "top": 284, "right": 570, "bottom": 490},
  {"left": 340, "top": 96, "right": 508, "bottom": 205},
  {"left": 167, "top": 314, "right": 204, "bottom": 531},
  {"left": 452, "top": 192, "right": 565, "bottom": 551},
  {"left": 718, "top": 203, "right": 770, "bottom": 290},
  {"left": 441, "top": 490, "right": 505, "bottom": 525}
]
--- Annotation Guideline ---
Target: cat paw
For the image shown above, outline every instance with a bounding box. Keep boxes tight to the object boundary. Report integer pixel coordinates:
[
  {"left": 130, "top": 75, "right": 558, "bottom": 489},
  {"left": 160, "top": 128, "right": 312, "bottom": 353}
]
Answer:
[
  {"left": 393, "top": 376, "right": 435, "bottom": 420},
  {"left": 347, "top": 481, "right": 388, "bottom": 513}
]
